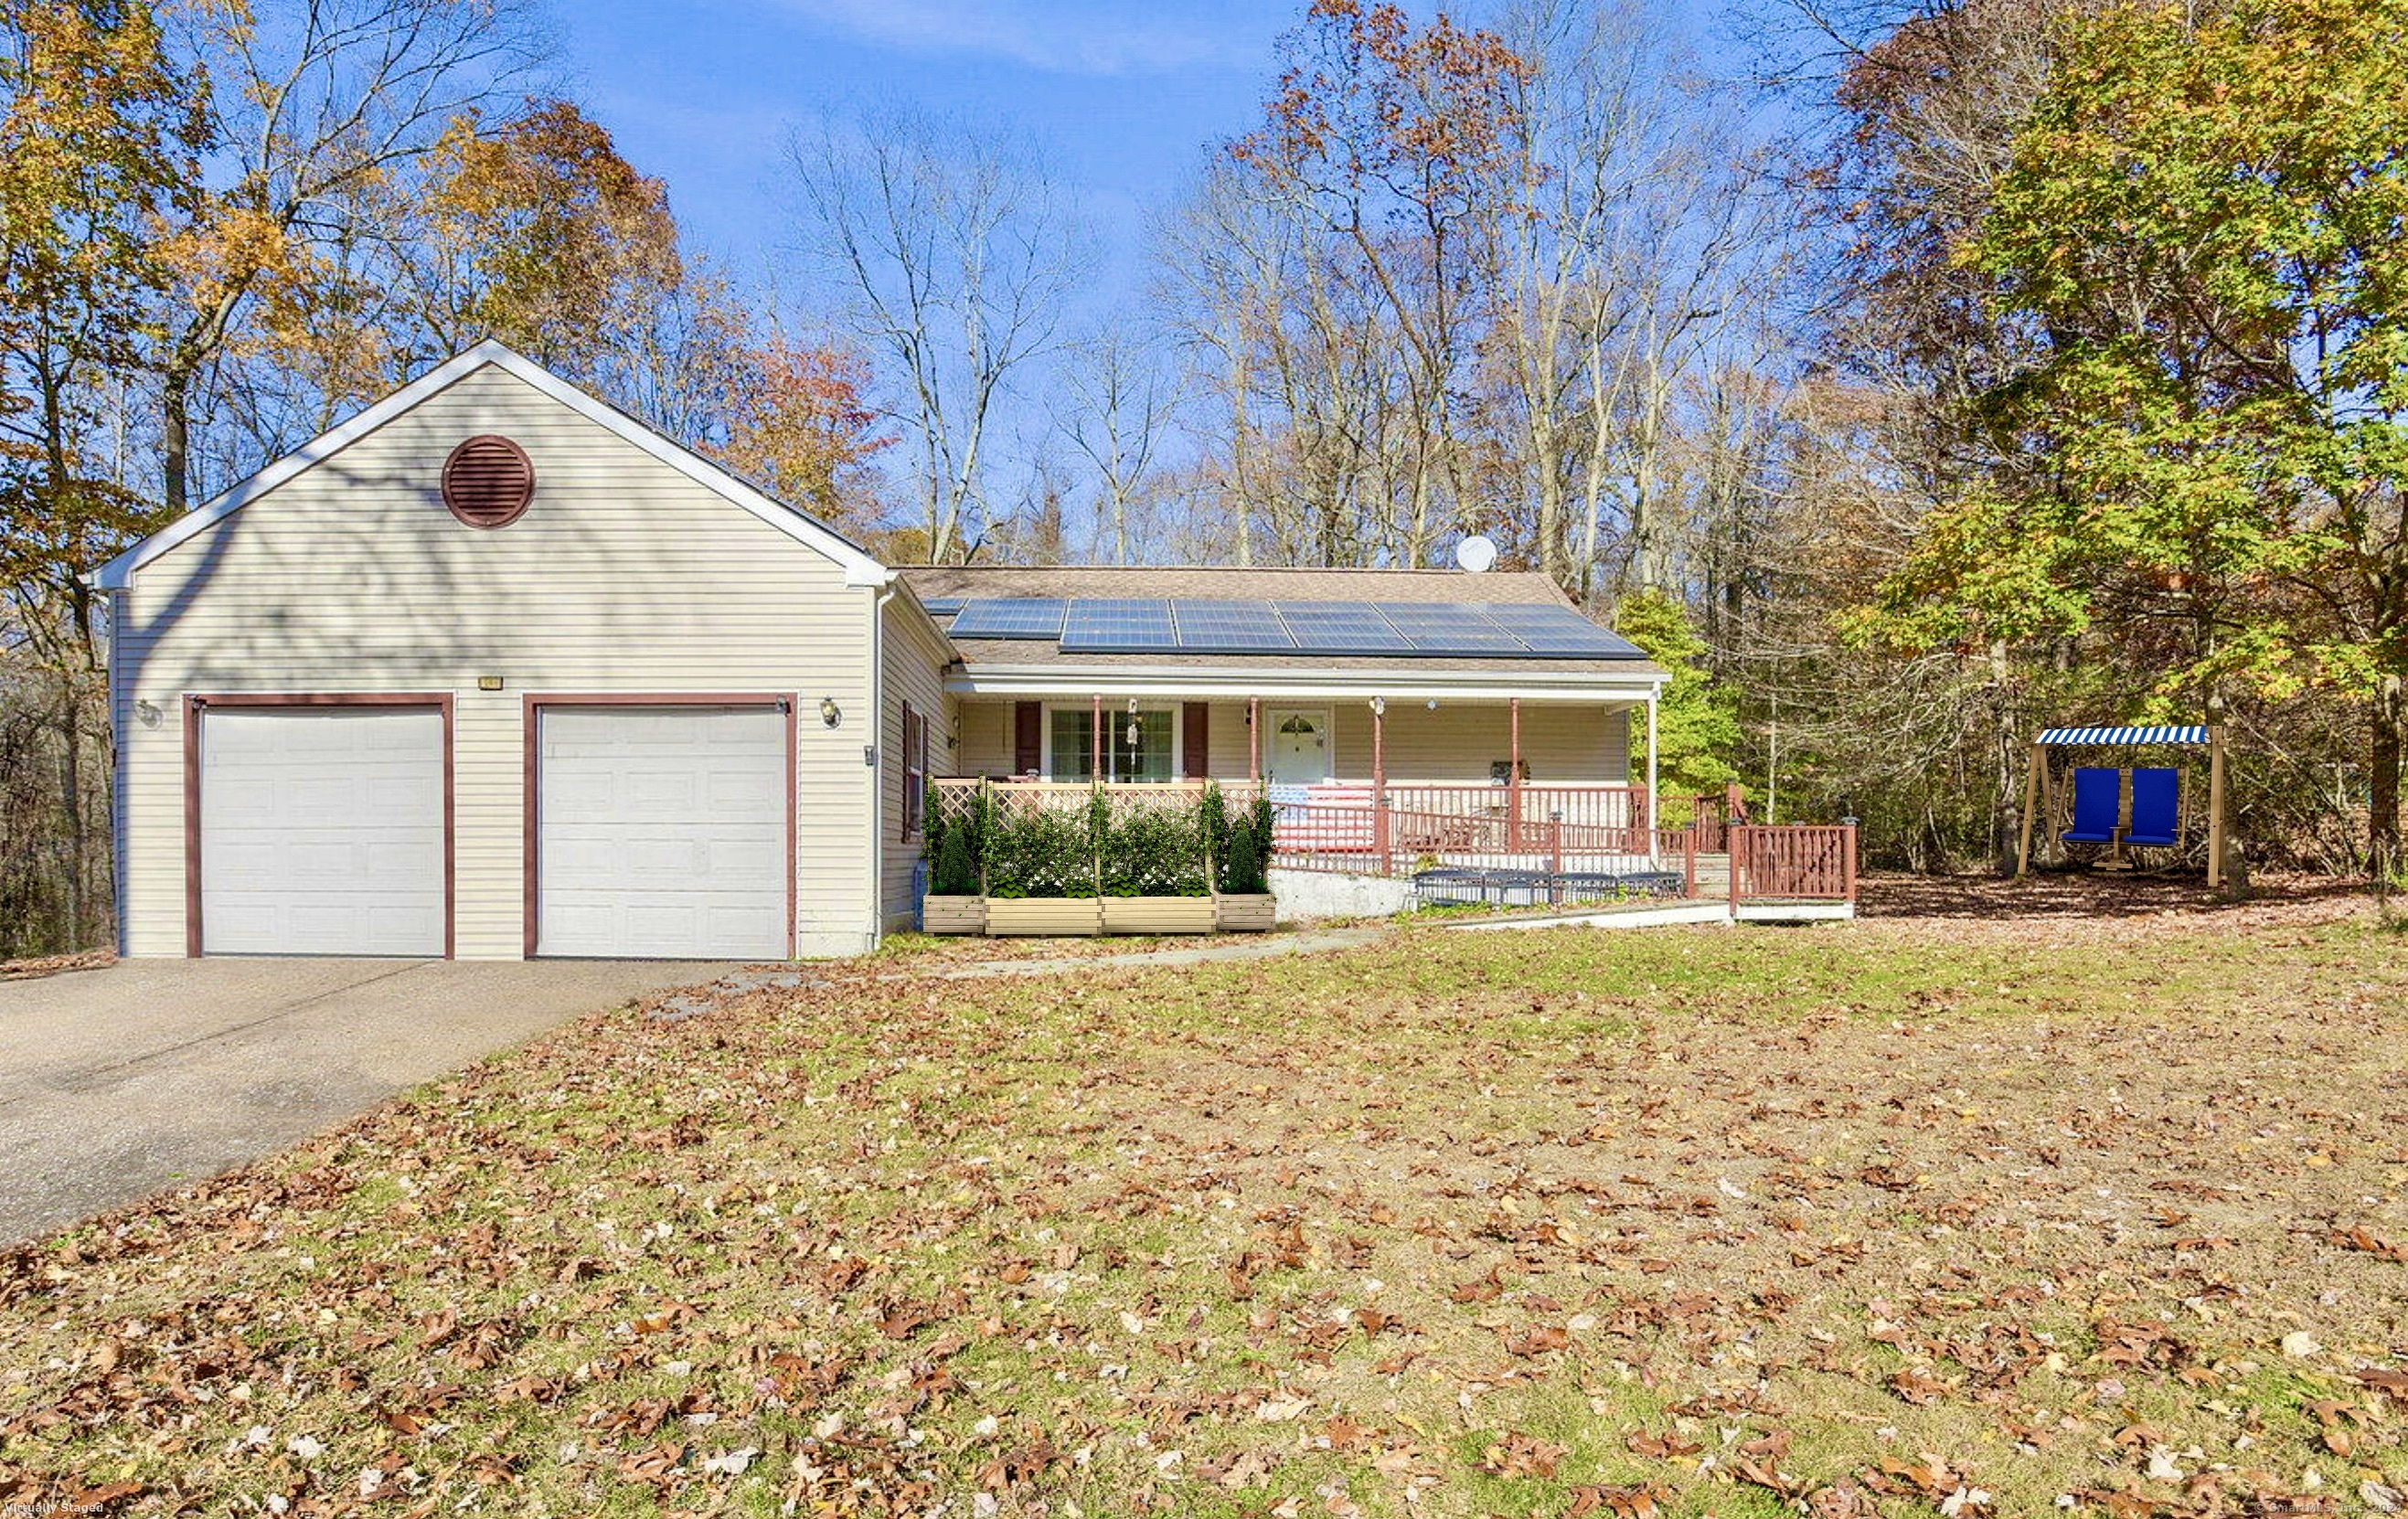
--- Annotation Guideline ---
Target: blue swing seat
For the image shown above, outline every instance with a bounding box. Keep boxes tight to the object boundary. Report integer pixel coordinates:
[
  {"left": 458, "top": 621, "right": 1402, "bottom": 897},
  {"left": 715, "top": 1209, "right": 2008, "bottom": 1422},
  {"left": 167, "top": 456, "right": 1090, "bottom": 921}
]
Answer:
[
  {"left": 2125, "top": 767, "right": 2179, "bottom": 848},
  {"left": 2061, "top": 767, "right": 2122, "bottom": 844}
]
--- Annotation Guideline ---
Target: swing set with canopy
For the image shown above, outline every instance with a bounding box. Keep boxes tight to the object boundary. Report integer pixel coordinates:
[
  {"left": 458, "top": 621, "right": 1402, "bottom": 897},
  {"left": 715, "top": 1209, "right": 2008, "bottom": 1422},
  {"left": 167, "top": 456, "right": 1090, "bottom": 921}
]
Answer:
[{"left": 2014, "top": 724, "right": 2229, "bottom": 887}]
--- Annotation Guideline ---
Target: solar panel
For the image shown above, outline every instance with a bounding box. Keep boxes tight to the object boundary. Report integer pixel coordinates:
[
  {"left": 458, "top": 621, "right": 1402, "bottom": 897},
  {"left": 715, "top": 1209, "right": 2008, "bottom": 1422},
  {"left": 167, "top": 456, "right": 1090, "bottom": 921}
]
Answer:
[
  {"left": 1061, "top": 598, "right": 1179, "bottom": 652},
  {"left": 1168, "top": 600, "right": 1295, "bottom": 652},
  {"left": 947, "top": 598, "right": 1067, "bottom": 638},
  {"left": 920, "top": 595, "right": 966, "bottom": 618},
  {"left": 1479, "top": 602, "right": 1646, "bottom": 657},
  {"left": 1271, "top": 601, "right": 1414, "bottom": 654},
  {"left": 1375, "top": 601, "right": 1530, "bottom": 653}
]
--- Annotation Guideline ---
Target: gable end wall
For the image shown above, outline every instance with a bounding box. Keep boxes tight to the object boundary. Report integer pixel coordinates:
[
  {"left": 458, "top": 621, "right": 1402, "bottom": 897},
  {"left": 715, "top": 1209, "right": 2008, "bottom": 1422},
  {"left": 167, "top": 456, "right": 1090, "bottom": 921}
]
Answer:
[{"left": 113, "top": 362, "right": 880, "bottom": 958}]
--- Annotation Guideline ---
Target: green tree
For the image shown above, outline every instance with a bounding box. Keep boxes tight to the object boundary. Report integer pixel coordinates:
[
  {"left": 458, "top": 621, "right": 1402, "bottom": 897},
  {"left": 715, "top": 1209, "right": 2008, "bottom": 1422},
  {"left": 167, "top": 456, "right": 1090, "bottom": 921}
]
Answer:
[
  {"left": 1869, "top": 0, "right": 2408, "bottom": 868},
  {"left": 0, "top": 0, "right": 200, "bottom": 653},
  {"left": 0, "top": 0, "right": 205, "bottom": 950},
  {"left": 1614, "top": 588, "right": 1738, "bottom": 820}
]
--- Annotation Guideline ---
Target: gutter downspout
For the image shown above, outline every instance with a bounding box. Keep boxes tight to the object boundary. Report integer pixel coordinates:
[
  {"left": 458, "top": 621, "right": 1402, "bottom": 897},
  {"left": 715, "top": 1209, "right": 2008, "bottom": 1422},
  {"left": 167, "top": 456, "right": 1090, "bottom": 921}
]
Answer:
[{"left": 868, "top": 577, "right": 900, "bottom": 951}]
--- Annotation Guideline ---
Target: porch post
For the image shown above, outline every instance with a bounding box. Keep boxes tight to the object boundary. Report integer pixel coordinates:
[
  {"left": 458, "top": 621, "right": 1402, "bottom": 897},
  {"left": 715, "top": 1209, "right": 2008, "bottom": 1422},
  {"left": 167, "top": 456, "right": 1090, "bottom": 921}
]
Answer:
[
  {"left": 1091, "top": 694, "right": 1102, "bottom": 783},
  {"left": 1372, "top": 696, "right": 1389, "bottom": 875},
  {"left": 1644, "top": 696, "right": 1660, "bottom": 848},
  {"left": 1508, "top": 696, "right": 1522, "bottom": 853},
  {"left": 1249, "top": 696, "right": 1261, "bottom": 782}
]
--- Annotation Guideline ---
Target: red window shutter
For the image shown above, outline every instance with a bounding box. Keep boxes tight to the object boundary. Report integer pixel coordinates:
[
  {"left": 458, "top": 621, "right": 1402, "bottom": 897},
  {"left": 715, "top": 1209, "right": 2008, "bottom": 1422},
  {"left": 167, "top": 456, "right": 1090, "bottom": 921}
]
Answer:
[
  {"left": 1014, "top": 701, "right": 1041, "bottom": 775},
  {"left": 1182, "top": 702, "right": 1209, "bottom": 781}
]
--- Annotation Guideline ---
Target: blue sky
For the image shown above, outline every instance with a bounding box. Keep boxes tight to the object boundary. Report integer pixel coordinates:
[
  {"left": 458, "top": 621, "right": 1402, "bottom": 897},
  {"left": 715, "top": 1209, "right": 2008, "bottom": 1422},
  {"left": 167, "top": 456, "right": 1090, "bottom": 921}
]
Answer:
[{"left": 556, "top": 0, "right": 1321, "bottom": 300}]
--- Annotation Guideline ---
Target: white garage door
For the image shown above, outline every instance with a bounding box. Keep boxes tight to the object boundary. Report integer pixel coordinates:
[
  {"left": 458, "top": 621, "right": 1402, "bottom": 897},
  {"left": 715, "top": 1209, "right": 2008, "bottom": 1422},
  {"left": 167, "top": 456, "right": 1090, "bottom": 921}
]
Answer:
[
  {"left": 199, "top": 706, "right": 446, "bottom": 956},
  {"left": 536, "top": 706, "right": 788, "bottom": 959}
]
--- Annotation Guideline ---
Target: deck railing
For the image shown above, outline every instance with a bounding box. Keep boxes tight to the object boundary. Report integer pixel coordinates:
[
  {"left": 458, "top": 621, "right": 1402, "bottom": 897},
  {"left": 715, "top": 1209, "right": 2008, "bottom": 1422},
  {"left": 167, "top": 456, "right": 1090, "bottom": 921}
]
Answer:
[{"left": 1728, "top": 824, "right": 1857, "bottom": 903}]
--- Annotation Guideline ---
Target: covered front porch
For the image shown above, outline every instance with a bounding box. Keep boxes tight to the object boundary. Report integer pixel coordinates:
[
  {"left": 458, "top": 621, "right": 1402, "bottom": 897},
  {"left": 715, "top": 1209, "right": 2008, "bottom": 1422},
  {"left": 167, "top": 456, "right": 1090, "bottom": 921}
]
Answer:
[{"left": 945, "top": 685, "right": 1662, "bottom": 881}]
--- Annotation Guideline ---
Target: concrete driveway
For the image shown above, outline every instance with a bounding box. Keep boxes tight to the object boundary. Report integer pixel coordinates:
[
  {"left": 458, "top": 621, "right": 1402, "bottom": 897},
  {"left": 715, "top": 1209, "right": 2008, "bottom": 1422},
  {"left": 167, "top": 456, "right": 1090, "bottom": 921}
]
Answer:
[{"left": 0, "top": 958, "right": 723, "bottom": 1246}]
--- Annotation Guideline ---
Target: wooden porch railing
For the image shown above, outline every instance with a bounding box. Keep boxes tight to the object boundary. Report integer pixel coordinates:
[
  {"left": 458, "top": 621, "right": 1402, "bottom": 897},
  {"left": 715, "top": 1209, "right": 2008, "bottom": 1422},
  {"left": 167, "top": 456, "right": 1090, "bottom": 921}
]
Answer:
[
  {"left": 1727, "top": 824, "right": 1857, "bottom": 903},
  {"left": 1691, "top": 781, "right": 1750, "bottom": 854},
  {"left": 932, "top": 776, "right": 1857, "bottom": 906}
]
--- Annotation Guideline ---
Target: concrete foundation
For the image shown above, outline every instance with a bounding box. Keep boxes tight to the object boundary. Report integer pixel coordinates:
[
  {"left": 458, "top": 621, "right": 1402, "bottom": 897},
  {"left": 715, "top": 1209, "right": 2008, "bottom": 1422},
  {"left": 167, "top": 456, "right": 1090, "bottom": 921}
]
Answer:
[{"left": 1268, "top": 868, "right": 1417, "bottom": 922}]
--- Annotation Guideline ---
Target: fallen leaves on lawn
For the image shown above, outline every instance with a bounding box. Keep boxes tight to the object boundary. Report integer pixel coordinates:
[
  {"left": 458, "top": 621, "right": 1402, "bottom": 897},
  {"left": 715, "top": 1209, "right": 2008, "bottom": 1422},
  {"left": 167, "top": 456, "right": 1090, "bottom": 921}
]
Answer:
[{"left": 0, "top": 879, "right": 2400, "bottom": 1516}]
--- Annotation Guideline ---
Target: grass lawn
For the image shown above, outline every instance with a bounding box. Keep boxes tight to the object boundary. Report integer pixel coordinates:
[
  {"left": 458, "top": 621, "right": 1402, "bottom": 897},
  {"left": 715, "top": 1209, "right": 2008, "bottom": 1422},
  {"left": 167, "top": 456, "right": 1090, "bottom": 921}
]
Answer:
[{"left": 5, "top": 881, "right": 2405, "bottom": 1517}]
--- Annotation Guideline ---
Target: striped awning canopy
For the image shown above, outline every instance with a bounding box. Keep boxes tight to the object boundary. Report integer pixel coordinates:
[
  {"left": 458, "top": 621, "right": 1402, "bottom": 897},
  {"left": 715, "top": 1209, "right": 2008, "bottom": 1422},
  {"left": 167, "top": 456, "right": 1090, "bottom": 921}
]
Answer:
[{"left": 2036, "top": 724, "right": 2211, "bottom": 746}]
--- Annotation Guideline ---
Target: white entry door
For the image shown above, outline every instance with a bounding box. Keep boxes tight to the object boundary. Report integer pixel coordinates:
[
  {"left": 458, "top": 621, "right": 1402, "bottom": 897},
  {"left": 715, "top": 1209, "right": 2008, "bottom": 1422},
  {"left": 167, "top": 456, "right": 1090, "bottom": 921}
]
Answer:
[
  {"left": 1267, "top": 709, "right": 1333, "bottom": 788},
  {"left": 198, "top": 705, "right": 446, "bottom": 956},
  {"left": 535, "top": 705, "right": 788, "bottom": 960}
]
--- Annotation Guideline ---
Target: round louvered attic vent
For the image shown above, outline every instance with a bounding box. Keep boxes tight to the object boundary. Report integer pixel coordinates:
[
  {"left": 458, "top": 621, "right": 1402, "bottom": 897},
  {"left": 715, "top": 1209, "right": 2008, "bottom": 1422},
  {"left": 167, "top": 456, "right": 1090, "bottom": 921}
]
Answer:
[{"left": 442, "top": 435, "right": 534, "bottom": 527}]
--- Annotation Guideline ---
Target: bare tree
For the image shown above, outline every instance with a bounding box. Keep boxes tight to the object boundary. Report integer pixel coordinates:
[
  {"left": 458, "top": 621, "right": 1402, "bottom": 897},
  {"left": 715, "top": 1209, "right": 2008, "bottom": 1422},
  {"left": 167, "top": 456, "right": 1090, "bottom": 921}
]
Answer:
[
  {"left": 783, "top": 105, "right": 1091, "bottom": 565},
  {"left": 1481, "top": 0, "right": 1792, "bottom": 600},
  {"left": 1055, "top": 323, "right": 1169, "bottom": 565}
]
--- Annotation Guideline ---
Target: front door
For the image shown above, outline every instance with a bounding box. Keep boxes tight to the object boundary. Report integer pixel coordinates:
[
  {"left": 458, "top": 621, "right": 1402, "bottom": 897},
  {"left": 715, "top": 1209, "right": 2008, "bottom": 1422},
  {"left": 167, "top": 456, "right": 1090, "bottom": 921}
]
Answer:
[{"left": 1267, "top": 710, "right": 1332, "bottom": 788}]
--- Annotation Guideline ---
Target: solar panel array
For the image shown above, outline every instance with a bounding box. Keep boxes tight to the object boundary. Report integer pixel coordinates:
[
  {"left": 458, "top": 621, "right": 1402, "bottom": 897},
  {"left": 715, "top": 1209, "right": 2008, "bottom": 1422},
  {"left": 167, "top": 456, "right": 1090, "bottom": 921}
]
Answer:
[
  {"left": 945, "top": 598, "right": 1068, "bottom": 638},
  {"left": 1063, "top": 599, "right": 1178, "bottom": 651},
  {"left": 941, "top": 596, "right": 1646, "bottom": 659},
  {"left": 1269, "top": 601, "right": 1414, "bottom": 654}
]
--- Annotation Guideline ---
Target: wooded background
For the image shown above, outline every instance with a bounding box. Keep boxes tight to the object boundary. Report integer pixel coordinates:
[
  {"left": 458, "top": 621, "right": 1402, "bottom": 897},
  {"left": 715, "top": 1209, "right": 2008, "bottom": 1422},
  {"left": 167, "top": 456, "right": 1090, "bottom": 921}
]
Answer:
[{"left": 4, "top": 0, "right": 2395, "bottom": 955}]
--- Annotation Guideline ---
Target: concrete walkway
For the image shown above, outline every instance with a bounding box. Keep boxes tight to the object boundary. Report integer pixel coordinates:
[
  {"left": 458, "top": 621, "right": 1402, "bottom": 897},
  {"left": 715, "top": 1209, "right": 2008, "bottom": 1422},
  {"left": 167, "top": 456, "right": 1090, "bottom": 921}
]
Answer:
[
  {"left": 0, "top": 958, "right": 719, "bottom": 1245},
  {"left": 903, "top": 926, "right": 1390, "bottom": 980}
]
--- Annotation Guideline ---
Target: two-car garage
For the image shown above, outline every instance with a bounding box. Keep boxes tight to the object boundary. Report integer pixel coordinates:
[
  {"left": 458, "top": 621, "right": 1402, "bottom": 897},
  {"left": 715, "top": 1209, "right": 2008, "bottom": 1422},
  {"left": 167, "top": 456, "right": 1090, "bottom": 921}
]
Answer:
[
  {"left": 101, "top": 343, "right": 904, "bottom": 961},
  {"left": 187, "top": 698, "right": 794, "bottom": 960}
]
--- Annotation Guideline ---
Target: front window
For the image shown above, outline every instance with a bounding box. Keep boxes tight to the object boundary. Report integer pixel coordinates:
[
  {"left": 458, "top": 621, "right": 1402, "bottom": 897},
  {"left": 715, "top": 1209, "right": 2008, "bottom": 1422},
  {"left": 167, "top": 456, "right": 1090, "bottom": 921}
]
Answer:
[{"left": 1049, "top": 705, "right": 1176, "bottom": 782}]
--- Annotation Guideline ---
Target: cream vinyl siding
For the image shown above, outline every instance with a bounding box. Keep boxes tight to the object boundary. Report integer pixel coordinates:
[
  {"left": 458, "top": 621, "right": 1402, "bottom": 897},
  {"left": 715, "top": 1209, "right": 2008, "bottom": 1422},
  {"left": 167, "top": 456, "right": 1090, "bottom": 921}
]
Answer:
[
  {"left": 880, "top": 599, "right": 954, "bottom": 931},
  {"left": 952, "top": 699, "right": 1629, "bottom": 784},
  {"left": 115, "top": 361, "right": 879, "bottom": 959},
  {"left": 952, "top": 701, "right": 1013, "bottom": 778},
  {"left": 1327, "top": 703, "right": 1628, "bottom": 783}
]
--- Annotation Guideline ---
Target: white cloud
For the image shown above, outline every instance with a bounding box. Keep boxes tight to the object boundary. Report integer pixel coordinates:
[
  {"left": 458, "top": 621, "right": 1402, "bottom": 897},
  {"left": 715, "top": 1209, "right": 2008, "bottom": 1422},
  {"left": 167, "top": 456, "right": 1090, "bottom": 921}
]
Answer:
[{"left": 773, "top": 0, "right": 1269, "bottom": 75}]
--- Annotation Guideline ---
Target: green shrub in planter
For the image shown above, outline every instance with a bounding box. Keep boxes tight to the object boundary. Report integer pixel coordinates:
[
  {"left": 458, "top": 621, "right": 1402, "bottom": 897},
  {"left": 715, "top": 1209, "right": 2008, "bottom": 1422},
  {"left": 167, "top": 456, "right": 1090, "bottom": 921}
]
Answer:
[
  {"left": 1223, "top": 813, "right": 1266, "bottom": 895},
  {"left": 932, "top": 823, "right": 979, "bottom": 896},
  {"left": 983, "top": 802, "right": 1096, "bottom": 898},
  {"left": 1199, "top": 783, "right": 1231, "bottom": 874},
  {"left": 1101, "top": 802, "right": 1208, "bottom": 897}
]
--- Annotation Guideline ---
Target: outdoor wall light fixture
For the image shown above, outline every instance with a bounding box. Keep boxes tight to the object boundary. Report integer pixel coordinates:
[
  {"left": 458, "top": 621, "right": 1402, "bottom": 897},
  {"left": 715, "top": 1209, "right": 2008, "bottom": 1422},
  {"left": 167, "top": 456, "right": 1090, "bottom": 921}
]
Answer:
[
  {"left": 1426, "top": 698, "right": 1439, "bottom": 710},
  {"left": 135, "top": 699, "right": 161, "bottom": 728},
  {"left": 1369, "top": 696, "right": 1386, "bottom": 717},
  {"left": 819, "top": 696, "right": 841, "bottom": 728}
]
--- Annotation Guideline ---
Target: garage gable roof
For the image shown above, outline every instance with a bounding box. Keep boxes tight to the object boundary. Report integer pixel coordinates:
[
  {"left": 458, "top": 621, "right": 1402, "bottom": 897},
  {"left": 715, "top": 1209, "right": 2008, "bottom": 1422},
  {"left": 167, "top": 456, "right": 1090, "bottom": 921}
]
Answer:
[{"left": 89, "top": 340, "right": 892, "bottom": 591}]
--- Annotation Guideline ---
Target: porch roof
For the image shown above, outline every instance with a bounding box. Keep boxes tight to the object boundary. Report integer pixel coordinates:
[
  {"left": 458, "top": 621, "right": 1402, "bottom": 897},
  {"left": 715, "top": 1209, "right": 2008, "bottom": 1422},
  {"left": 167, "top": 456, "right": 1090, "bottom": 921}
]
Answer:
[{"left": 935, "top": 648, "right": 1662, "bottom": 701}]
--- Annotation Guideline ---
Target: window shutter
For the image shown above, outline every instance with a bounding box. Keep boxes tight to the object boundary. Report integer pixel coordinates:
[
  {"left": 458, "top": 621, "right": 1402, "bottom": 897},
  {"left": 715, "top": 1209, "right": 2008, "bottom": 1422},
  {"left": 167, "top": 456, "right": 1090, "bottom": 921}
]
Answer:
[
  {"left": 1014, "top": 701, "right": 1041, "bottom": 775},
  {"left": 1181, "top": 703, "right": 1209, "bottom": 781}
]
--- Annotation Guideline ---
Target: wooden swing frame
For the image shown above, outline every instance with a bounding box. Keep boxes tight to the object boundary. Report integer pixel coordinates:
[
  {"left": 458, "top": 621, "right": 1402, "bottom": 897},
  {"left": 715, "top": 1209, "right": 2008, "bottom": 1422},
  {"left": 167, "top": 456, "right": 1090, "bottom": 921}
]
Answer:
[{"left": 2015, "top": 725, "right": 2227, "bottom": 887}]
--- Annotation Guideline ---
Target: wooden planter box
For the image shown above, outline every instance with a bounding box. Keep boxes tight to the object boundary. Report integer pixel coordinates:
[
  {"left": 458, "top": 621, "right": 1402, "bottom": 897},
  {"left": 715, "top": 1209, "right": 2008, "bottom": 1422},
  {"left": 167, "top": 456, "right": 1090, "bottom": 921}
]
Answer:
[
  {"left": 1102, "top": 896, "right": 1217, "bottom": 936},
  {"left": 922, "top": 895, "right": 986, "bottom": 935},
  {"left": 1215, "top": 893, "right": 1276, "bottom": 932},
  {"left": 986, "top": 898, "right": 1103, "bottom": 937}
]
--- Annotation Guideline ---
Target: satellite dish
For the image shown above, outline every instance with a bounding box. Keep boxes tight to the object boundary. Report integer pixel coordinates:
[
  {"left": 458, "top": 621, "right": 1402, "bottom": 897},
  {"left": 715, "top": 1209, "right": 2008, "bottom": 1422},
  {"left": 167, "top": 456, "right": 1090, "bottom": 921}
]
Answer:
[{"left": 1454, "top": 534, "right": 1497, "bottom": 573}]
